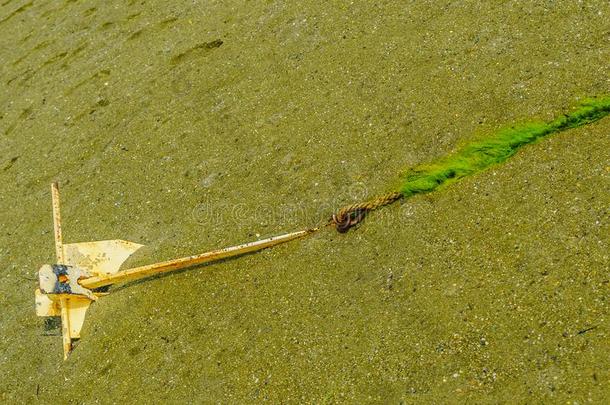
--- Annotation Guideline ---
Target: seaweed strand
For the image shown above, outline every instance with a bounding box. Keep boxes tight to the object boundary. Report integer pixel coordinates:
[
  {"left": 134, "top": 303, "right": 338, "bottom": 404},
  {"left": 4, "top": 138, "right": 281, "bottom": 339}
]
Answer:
[
  {"left": 332, "top": 97, "right": 610, "bottom": 232},
  {"left": 400, "top": 97, "right": 610, "bottom": 197}
]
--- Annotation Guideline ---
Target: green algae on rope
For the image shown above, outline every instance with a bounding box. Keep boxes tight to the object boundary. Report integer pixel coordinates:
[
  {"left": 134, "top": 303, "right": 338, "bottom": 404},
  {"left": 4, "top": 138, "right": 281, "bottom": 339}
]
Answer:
[
  {"left": 400, "top": 97, "right": 610, "bottom": 197},
  {"left": 333, "top": 97, "right": 610, "bottom": 232}
]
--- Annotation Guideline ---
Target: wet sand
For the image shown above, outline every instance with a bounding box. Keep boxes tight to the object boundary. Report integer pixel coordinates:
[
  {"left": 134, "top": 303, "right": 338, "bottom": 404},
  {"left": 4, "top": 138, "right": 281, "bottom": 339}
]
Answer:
[{"left": 0, "top": 0, "right": 609, "bottom": 403}]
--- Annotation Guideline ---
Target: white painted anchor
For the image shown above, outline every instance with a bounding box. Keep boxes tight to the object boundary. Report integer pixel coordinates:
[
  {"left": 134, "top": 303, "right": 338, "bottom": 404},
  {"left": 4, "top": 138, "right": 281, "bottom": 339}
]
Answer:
[{"left": 36, "top": 183, "right": 315, "bottom": 359}]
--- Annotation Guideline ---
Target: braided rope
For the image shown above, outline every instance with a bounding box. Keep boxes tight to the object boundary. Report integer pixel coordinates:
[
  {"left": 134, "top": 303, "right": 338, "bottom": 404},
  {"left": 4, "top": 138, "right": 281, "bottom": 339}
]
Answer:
[
  {"left": 331, "top": 191, "right": 403, "bottom": 232},
  {"left": 328, "top": 98, "right": 610, "bottom": 233}
]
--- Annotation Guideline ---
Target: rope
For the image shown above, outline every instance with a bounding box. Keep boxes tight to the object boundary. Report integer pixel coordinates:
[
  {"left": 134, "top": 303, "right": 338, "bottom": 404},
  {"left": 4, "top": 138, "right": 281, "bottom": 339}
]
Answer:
[
  {"left": 329, "top": 97, "right": 610, "bottom": 234},
  {"left": 331, "top": 191, "right": 403, "bottom": 233}
]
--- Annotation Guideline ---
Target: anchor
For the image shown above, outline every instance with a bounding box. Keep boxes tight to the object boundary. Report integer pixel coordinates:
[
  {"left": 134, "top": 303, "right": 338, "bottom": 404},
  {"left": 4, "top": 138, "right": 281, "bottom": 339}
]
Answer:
[{"left": 36, "top": 182, "right": 314, "bottom": 359}]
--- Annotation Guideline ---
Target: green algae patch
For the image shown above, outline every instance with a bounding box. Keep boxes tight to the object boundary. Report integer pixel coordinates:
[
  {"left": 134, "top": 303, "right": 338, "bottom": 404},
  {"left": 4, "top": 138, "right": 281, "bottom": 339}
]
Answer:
[{"left": 400, "top": 97, "right": 610, "bottom": 197}]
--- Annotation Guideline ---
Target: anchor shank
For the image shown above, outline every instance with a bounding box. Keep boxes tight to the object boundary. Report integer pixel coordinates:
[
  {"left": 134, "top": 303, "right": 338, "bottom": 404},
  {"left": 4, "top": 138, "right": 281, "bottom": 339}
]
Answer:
[{"left": 80, "top": 229, "right": 315, "bottom": 290}]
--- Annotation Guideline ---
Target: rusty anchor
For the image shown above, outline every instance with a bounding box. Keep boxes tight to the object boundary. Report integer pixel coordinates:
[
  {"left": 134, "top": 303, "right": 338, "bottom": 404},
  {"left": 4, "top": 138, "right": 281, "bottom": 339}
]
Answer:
[{"left": 36, "top": 182, "right": 314, "bottom": 359}]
